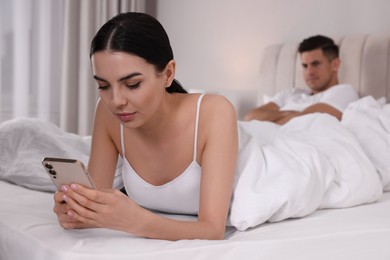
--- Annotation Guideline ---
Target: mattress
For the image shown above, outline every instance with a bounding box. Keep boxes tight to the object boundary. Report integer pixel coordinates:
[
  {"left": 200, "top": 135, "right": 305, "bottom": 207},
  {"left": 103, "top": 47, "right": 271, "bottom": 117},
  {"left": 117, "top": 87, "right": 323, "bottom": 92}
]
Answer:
[{"left": 1, "top": 179, "right": 389, "bottom": 260}]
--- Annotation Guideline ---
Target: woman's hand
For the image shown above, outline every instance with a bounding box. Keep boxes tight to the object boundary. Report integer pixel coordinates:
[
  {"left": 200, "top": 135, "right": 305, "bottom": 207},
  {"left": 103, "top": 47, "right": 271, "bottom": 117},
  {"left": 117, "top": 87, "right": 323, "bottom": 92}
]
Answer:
[
  {"left": 59, "top": 184, "right": 144, "bottom": 234},
  {"left": 53, "top": 190, "right": 94, "bottom": 229}
]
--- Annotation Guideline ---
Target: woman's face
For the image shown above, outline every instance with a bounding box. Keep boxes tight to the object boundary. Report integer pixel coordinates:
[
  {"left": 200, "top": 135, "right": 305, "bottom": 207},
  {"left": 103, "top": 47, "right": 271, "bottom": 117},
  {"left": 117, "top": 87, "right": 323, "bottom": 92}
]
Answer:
[{"left": 91, "top": 51, "right": 168, "bottom": 128}]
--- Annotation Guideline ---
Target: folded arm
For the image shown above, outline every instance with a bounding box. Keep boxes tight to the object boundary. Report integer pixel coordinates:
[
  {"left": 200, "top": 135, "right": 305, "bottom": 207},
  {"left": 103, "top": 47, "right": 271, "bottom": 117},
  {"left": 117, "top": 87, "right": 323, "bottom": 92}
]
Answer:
[
  {"left": 244, "top": 102, "right": 286, "bottom": 122},
  {"left": 245, "top": 102, "right": 342, "bottom": 125},
  {"left": 275, "top": 103, "right": 342, "bottom": 124}
]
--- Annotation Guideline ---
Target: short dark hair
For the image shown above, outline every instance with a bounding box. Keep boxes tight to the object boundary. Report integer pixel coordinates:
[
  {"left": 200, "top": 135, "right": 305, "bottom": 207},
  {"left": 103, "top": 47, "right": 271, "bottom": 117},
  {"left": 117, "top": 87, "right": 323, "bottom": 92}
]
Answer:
[
  {"left": 298, "top": 35, "right": 339, "bottom": 60},
  {"left": 90, "top": 12, "right": 187, "bottom": 93}
]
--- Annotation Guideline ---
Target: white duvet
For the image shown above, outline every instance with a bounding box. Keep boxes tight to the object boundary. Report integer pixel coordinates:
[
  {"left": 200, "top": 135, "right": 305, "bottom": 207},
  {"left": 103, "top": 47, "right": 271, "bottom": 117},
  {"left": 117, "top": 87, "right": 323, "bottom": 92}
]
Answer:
[
  {"left": 0, "top": 96, "right": 388, "bottom": 232},
  {"left": 230, "top": 113, "right": 382, "bottom": 230}
]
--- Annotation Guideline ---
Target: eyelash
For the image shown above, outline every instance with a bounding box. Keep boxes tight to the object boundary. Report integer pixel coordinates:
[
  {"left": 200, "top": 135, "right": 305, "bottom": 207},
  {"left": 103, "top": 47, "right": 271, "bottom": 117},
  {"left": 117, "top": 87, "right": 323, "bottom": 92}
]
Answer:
[
  {"left": 97, "top": 82, "right": 141, "bottom": 91},
  {"left": 126, "top": 82, "right": 141, "bottom": 89}
]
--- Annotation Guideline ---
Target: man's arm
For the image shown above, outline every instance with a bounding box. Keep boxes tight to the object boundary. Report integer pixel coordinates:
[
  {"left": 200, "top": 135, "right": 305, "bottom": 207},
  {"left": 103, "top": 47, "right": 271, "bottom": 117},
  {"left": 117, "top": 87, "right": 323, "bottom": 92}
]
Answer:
[
  {"left": 244, "top": 102, "right": 293, "bottom": 122},
  {"left": 245, "top": 102, "right": 342, "bottom": 125},
  {"left": 274, "top": 103, "right": 342, "bottom": 125}
]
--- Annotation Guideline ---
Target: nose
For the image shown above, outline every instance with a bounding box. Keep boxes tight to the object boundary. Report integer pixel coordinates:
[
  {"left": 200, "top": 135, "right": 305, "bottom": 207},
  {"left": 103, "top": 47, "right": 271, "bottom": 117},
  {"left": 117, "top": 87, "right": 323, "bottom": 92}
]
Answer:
[
  {"left": 308, "top": 64, "right": 318, "bottom": 74},
  {"left": 304, "top": 65, "right": 315, "bottom": 79},
  {"left": 112, "top": 86, "right": 127, "bottom": 108}
]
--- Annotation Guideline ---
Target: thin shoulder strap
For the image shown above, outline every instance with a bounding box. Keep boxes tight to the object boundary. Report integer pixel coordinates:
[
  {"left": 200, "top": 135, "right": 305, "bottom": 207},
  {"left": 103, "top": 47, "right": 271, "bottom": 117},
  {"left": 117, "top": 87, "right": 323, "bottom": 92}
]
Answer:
[
  {"left": 120, "top": 124, "right": 126, "bottom": 156},
  {"left": 193, "top": 94, "right": 206, "bottom": 161},
  {"left": 120, "top": 94, "right": 205, "bottom": 160}
]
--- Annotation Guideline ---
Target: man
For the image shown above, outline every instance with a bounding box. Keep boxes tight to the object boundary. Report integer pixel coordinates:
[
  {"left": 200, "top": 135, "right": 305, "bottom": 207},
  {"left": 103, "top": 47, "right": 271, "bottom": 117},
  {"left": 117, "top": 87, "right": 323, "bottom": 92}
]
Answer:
[{"left": 244, "top": 35, "right": 359, "bottom": 125}]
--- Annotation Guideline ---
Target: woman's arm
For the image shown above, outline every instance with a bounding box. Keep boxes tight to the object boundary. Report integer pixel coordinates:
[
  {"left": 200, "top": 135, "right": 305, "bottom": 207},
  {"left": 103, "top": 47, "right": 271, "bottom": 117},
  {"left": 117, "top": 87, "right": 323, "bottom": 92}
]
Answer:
[
  {"left": 61, "top": 95, "right": 238, "bottom": 240},
  {"left": 53, "top": 99, "right": 118, "bottom": 228},
  {"left": 195, "top": 95, "right": 239, "bottom": 239},
  {"left": 87, "top": 99, "right": 119, "bottom": 189}
]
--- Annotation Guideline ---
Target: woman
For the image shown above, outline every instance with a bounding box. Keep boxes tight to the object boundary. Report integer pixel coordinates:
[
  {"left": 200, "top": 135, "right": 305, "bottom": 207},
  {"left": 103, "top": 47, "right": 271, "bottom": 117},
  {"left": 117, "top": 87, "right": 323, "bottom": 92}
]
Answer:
[{"left": 54, "top": 12, "right": 238, "bottom": 240}]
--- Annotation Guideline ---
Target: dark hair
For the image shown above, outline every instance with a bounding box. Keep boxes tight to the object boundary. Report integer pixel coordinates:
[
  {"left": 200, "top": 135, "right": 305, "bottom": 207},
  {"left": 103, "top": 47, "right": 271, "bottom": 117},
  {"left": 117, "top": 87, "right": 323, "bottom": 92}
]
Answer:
[
  {"left": 298, "top": 35, "right": 339, "bottom": 60},
  {"left": 90, "top": 12, "right": 187, "bottom": 93}
]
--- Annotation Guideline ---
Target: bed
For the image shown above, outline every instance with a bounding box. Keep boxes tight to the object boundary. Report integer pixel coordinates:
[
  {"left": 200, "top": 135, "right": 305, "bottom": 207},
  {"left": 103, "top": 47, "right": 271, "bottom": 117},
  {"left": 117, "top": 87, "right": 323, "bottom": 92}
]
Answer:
[{"left": 1, "top": 33, "right": 390, "bottom": 260}]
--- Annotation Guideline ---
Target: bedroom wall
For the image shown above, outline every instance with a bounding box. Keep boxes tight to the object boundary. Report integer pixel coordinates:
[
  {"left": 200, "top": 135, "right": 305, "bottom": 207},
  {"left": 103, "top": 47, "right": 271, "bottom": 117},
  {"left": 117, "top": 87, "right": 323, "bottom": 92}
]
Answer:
[{"left": 155, "top": 0, "right": 390, "bottom": 119}]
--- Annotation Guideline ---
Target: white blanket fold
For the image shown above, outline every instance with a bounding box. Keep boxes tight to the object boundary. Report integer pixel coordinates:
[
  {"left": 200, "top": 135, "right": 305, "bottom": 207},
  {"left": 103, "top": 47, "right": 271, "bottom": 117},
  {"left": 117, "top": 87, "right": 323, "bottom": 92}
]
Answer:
[
  {"left": 0, "top": 118, "right": 123, "bottom": 192},
  {"left": 342, "top": 96, "right": 390, "bottom": 191},
  {"left": 229, "top": 114, "right": 382, "bottom": 231}
]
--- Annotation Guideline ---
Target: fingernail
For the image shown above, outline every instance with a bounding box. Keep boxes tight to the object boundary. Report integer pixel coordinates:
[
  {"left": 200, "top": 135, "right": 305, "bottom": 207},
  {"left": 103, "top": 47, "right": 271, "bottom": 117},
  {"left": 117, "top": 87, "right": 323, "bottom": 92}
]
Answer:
[
  {"left": 67, "top": 211, "right": 74, "bottom": 217},
  {"left": 61, "top": 185, "right": 68, "bottom": 192},
  {"left": 70, "top": 184, "right": 78, "bottom": 190},
  {"left": 62, "top": 195, "right": 68, "bottom": 202}
]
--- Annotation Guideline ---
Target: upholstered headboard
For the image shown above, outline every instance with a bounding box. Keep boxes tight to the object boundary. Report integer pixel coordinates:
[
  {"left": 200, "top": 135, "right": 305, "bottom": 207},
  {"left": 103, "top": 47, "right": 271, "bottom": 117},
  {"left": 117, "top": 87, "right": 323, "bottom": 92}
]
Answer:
[{"left": 257, "top": 34, "right": 390, "bottom": 105}]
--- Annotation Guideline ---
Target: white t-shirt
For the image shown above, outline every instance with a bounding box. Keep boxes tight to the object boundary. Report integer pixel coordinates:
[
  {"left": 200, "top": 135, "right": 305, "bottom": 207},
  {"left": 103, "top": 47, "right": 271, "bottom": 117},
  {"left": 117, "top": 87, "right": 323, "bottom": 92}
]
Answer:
[{"left": 268, "top": 84, "right": 359, "bottom": 112}]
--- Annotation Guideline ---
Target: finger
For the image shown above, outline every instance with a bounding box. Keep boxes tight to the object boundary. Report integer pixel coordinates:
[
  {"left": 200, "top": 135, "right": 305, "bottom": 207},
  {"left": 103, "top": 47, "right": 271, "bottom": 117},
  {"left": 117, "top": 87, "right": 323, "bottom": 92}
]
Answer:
[
  {"left": 69, "top": 184, "right": 116, "bottom": 205},
  {"left": 59, "top": 211, "right": 94, "bottom": 229},
  {"left": 64, "top": 186, "right": 101, "bottom": 212},
  {"left": 57, "top": 211, "right": 79, "bottom": 224},
  {"left": 53, "top": 201, "right": 70, "bottom": 214},
  {"left": 61, "top": 184, "right": 99, "bottom": 211},
  {"left": 53, "top": 190, "right": 92, "bottom": 229},
  {"left": 61, "top": 217, "right": 96, "bottom": 229},
  {"left": 65, "top": 209, "right": 99, "bottom": 228},
  {"left": 54, "top": 191, "right": 65, "bottom": 203},
  {"left": 55, "top": 207, "right": 83, "bottom": 229},
  {"left": 62, "top": 192, "right": 98, "bottom": 220}
]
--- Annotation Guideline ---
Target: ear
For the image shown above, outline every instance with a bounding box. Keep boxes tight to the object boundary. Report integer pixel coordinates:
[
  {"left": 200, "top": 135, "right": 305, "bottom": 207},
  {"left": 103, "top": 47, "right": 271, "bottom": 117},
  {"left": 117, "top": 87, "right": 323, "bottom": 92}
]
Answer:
[
  {"left": 164, "top": 60, "right": 176, "bottom": 87},
  {"left": 331, "top": 57, "right": 340, "bottom": 72}
]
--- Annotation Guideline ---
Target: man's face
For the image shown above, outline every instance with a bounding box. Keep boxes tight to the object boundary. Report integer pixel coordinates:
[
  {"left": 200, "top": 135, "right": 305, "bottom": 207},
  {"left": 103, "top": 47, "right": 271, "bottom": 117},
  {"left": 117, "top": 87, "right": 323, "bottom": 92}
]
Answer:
[{"left": 300, "top": 49, "right": 340, "bottom": 93}]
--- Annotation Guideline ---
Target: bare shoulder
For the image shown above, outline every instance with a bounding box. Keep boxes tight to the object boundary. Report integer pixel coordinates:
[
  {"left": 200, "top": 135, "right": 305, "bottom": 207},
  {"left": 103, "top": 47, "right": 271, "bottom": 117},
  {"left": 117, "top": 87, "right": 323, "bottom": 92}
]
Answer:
[
  {"left": 93, "top": 98, "right": 120, "bottom": 140},
  {"left": 196, "top": 94, "right": 238, "bottom": 140},
  {"left": 200, "top": 94, "right": 237, "bottom": 120}
]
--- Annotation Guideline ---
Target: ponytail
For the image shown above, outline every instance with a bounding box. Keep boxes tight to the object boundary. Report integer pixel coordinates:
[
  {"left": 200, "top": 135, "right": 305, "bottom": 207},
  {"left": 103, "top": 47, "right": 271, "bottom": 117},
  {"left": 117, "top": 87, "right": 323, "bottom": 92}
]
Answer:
[{"left": 166, "top": 79, "right": 187, "bottom": 93}]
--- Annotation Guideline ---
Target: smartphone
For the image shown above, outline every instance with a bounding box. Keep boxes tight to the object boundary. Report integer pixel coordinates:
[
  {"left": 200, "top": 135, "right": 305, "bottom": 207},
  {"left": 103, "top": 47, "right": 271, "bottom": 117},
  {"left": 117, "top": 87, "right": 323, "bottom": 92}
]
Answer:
[{"left": 42, "top": 157, "right": 95, "bottom": 190}]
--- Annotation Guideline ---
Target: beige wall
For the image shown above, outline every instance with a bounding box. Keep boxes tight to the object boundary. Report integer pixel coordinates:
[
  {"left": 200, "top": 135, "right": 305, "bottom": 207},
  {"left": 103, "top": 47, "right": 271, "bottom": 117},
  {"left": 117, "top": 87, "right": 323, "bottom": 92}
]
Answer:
[{"left": 156, "top": 0, "right": 390, "bottom": 118}]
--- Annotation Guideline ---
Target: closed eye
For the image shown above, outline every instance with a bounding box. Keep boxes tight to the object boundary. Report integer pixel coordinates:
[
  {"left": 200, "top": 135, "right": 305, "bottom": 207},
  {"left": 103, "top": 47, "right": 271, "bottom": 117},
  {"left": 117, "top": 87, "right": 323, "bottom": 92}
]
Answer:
[
  {"left": 98, "top": 85, "right": 109, "bottom": 90},
  {"left": 126, "top": 81, "right": 141, "bottom": 89}
]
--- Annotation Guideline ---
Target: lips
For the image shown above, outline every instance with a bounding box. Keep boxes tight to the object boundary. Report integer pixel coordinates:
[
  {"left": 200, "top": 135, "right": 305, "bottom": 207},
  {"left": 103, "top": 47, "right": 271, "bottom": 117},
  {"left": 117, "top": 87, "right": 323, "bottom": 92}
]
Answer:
[
  {"left": 306, "top": 78, "right": 319, "bottom": 84},
  {"left": 117, "top": 112, "right": 136, "bottom": 122}
]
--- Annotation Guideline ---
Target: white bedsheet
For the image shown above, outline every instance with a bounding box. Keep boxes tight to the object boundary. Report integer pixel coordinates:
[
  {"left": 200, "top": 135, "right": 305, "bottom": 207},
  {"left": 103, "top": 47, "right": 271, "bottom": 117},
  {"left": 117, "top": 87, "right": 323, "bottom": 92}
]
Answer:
[{"left": 1, "top": 180, "right": 389, "bottom": 260}]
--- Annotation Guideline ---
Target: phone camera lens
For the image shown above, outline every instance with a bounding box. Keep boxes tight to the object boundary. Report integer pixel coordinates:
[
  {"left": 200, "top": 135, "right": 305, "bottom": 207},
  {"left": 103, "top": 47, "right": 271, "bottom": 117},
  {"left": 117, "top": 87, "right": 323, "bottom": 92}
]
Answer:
[
  {"left": 49, "top": 169, "right": 56, "bottom": 176},
  {"left": 45, "top": 163, "right": 53, "bottom": 169}
]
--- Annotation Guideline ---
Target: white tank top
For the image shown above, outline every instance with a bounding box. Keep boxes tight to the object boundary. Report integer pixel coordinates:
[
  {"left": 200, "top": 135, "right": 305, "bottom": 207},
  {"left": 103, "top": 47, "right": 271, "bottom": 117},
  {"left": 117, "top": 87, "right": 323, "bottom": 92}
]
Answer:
[{"left": 120, "top": 94, "right": 205, "bottom": 215}]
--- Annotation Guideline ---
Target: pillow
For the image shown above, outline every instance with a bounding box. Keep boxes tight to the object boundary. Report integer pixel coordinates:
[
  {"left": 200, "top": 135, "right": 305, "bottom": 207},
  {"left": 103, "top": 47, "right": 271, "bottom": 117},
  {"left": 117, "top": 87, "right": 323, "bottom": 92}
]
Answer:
[
  {"left": 0, "top": 117, "right": 123, "bottom": 192},
  {"left": 342, "top": 96, "right": 390, "bottom": 191}
]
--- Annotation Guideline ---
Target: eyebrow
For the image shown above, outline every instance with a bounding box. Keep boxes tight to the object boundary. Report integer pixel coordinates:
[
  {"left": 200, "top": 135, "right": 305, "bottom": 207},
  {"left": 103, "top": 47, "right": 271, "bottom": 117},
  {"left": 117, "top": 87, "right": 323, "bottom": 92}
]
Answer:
[
  {"left": 93, "top": 72, "right": 142, "bottom": 83},
  {"left": 302, "top": 60, "right": 321, "bottom": 67}
]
